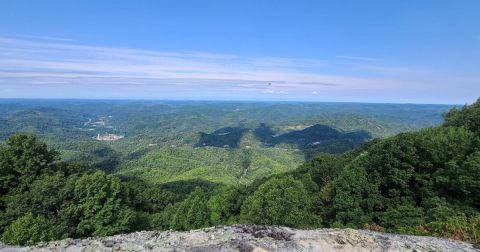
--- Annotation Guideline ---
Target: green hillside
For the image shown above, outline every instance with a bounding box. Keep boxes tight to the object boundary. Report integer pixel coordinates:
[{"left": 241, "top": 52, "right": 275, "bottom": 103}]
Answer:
[
  {"left": 1, "top": 98, "right": 478, "bottom": 246},
  {"left": 0, "top": 99, "right": 452, "bottom": 189}
]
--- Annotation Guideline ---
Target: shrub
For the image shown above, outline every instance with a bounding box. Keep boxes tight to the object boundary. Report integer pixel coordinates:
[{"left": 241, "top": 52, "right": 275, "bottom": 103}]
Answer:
[{"left": 1, "top": 212, "right": 53, "bottom": 245}]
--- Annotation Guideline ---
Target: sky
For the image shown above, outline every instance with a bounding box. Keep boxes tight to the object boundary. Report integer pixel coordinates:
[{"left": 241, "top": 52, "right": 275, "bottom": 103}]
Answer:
[{"left": 0, "top": 1, "right": 479, "bottom": 104}]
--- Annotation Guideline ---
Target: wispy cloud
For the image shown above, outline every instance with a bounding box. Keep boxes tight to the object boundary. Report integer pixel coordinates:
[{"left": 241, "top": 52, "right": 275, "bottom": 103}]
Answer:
[
  {"left": 261, "top": 90, "right": 288, "bottom": 94},
  {"left": 0, "top": 37, "right": 476, "bottom": 103},
  {"left": 2, "top": 34, "right": 80, "bottom": 42},
  {"left": 334, "top": 55, "right": 379, "bottom": 61},
  {"left": 352, "top": 64, "right": 424, "bottom": 75}
]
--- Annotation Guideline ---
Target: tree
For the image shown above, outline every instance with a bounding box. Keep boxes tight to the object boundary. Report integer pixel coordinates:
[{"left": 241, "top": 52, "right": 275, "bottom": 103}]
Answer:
[
  {"left": 207, "top": 185, "right": 248, "bottom": 225},
  {"left": 443, "top": 97, "right": 480, "bottom": 135},
  {"left": 331, "top": 126, "right": 479, "bottom": 229},
  {"left": 240, "top": 176, "right": 318, "bottom": 228},
  {"left": 69, "top": 171, "right": 135, "bottom": 237},
  {"left": 150, "top": 203, "right": 180, "bottom": 230},
  {"left": 170, "top": 187, "right": 210, "bottom": 231},
  {"left": 1, "top": 212, "right": 53, "bottom": 245},
  {"left": 299, "top": 173, "right": 318, "bottom": 193},
  {"left": 0, "top": 134, "right": 59, "bottom": 198}
]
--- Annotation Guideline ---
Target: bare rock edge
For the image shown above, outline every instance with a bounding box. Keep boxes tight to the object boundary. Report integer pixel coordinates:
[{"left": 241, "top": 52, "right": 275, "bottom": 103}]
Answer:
[{"left": 1, "top": 225, "right": 480, "bottom": 252}]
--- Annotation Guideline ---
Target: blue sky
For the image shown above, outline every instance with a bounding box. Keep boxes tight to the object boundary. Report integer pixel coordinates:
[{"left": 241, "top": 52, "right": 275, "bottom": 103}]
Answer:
[{"left": 0, "top": 1, "right": 479, "bottom": 104}]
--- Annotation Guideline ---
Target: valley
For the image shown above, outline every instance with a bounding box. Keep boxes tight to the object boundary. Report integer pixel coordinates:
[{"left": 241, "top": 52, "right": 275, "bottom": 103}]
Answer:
[{"left": 0, "top": 99, "right": 452, "bottom": 194}]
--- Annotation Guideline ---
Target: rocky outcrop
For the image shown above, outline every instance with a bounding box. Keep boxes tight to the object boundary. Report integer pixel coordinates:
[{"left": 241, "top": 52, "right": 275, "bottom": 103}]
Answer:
[{"left": 1, "top": 225, "right": 479, "bottom": 252}]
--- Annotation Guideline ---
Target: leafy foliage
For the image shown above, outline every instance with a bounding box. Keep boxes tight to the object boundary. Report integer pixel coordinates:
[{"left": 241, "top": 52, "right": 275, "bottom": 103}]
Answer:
[
  {"left": 329, "top": 98, "right": 480, "bottom": 236},
  {"left": 69, "top": 171, "right": 135, "bottom": 237},
  {"left": 240, "top": 177, "right": 318, "bottom": 228},
  {"left": 1, "top": 99, "right": 474, "bottom": 244},
  {"left": 1, "top": 212, "right": 53, "bottom": 245},
  {"left": 0, "top": 134, "right": 59, "bottom": 197},
  {"left": 171, "top": 187, "right": 210, "bottom": 231}
]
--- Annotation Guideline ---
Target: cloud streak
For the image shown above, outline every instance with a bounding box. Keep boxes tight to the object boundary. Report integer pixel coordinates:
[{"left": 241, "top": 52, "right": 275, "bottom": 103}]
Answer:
[
  {"left": 0, "top": 37, "right": 478, "bottom": 103},
  {"left": 335, "top": 55, "right": 379, "bottom": 61}
]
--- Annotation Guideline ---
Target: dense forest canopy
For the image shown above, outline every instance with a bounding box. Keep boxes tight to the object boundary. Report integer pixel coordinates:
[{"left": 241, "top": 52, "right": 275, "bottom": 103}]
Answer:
[
  {"left": 1, "top": 98, "right": 479, "bottom": 245},
  {"left": 0, "top": 99, "right": 452, "bottom": 190}
]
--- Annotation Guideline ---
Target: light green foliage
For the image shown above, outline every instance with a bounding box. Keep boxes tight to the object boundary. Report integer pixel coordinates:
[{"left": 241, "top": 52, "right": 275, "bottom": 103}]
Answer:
[
  {"left": 240, "top": 177, "right": 319, "bottom": 228},
  {"left": 314, "top": 182, "right": 334, "bottom": 226},
  {"left": 1, "top": 212, "right": 53, "bottom": 245},
  {"left": 70, "top": 171, "right": 135, "bottom": 237},
  {"left": 207, "top": 195, "right": 226, "bottom": 226},
  {"left": 171, "top": 187, "right": 210, "bottom": 231},
  {"left": 117, "top": 146, "right": 306, "bottom": 187}
]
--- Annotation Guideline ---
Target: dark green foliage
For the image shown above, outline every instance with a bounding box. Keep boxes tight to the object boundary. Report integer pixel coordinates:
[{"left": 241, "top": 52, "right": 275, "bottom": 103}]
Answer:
[
  {"left": 1, "top": 212, "right": 53, "bottom": 245},
  {"left": 125, "top": 180, "right": 179, "bottom": 213},
  {"left": 170, "top": 187, "right": 210, "bottom": 231},
  {"left": 443, "top": 97, "right": 480, "bottom": 135},
  {"left": 0, "top": 99, "right": 450, "bottom": 188},
  {"left": 150, "top": 203, "right": 181, "bottom": 230},
  {"left": 299, "top": 173, "right": 319, "bottom": 193},
  {"left": 0, "top": 134, "right": 59, "bottom": 197},
  {"left": 159, "top": 179, "right": 227, "bottom": 197},
  {"left": 331, "top": 118, "right": 480, "bottom": 232},
  {"left": 0, "top": 99, "right": 471, "bottom": 242},
  {"left": 378, "top": 205, "right": 424, "bottom": 233},
  {"left": 208, "top": 185, "right": 248, "bottom": 225},
  {"left": 240, "top": 177, "right": 319, "bottom": 228}
]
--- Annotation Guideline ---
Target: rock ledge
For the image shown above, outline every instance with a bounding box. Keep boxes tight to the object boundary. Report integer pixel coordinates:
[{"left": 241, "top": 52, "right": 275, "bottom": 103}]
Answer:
[{"left": 1, "top": 225, "right": 479, "bottom": 252}]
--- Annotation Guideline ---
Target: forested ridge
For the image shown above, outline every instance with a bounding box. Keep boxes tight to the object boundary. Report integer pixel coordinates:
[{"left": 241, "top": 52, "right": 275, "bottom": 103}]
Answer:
[
  {"left": 2, "top": 98, "right": 478, "bottom": 245},
  {"left": 0, "top": 100, "right": 451, "bottom": 189}
]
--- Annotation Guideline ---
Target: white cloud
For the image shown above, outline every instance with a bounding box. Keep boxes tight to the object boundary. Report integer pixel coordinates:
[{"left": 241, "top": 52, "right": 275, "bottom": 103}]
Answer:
[
  {"left": 0, "top": 36, "right": 477, "bottom": 103},
  {"left": 261, "top": 90, "right": 288, "bottom": 94},
  {"left": 8, "top": 34, "right": 80, "bottom": 42}
]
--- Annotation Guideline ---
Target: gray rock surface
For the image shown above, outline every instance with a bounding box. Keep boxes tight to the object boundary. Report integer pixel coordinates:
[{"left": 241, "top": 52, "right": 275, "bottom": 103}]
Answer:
[{"left": 1, "top": 225, "right": 479, "bottom": 252}]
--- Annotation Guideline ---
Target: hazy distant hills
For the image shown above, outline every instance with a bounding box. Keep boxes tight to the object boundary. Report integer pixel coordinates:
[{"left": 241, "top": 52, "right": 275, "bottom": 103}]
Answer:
[{"left": 0, "top": 99, "right": 453, "bottom": 192}]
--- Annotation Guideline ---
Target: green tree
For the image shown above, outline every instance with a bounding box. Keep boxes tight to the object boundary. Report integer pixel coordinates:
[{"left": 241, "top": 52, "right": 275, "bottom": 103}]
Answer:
[
  {"left": 150, "top": 203, "right": 181, "bottom": 230},
  {"left": 125, "top": 180, "right": 177, "bottom": 213},
  {"left": 170, "top": 187, "right": 210, "bottom": 231},
  {"left": 0, "top": 134, "right": 59, "bottom": 198},
  {"left": 240, "top": 176, "right": 318, "bottom": 228},
  {"left": 299, "top": 173, "right": 319, "bottom": 193},
  {"left": 207, "top": 185, "right": 248, "bottom": 225},
  {"left": 69, "top": 171, "right": 135, "bottom": 237},
  {"left": 331, "top": 126, "right": 479, "bottom": 229},
  {"left": 443, "top": 97, "right": 480, "bottom": 135},
  {"left": 1, "top": 212, "right": 53, "bottom": 245}
]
